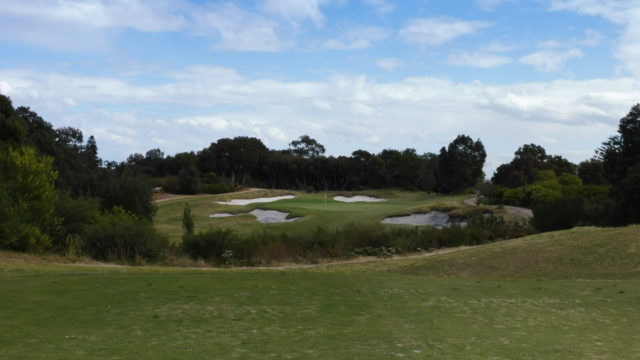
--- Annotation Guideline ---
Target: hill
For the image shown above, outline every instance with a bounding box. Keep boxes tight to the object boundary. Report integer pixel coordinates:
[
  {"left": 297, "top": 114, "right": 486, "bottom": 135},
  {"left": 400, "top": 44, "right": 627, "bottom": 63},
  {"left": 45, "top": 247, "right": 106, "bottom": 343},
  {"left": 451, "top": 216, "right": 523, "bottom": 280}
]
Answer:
[{"left": 330, "top": 226, "right": 640, "bottom": 280}]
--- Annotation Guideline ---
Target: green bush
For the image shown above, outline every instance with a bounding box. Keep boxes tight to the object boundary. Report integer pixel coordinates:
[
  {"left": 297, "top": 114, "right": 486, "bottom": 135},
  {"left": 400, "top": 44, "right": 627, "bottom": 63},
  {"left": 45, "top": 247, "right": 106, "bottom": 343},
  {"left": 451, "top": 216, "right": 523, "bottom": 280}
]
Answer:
[
  {"left": 84, "top": 207, "right": 168, "bottom": 263},
  {"left": 206, "top": 182, "right": 231, "bottom": 194}
]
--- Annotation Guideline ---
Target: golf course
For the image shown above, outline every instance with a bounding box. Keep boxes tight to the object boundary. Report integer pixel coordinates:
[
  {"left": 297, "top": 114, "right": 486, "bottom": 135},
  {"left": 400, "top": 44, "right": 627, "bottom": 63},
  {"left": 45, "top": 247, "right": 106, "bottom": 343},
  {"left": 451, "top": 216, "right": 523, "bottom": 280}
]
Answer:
[{"left": 2, "top": 190, "right": 639, "bottom": 359}]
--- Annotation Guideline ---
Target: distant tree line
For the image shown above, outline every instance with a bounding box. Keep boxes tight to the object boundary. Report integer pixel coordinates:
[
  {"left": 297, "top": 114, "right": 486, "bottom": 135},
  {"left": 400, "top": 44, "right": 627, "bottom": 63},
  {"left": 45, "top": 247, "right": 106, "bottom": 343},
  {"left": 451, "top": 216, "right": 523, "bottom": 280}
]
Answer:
[{"left": 123, "top": 134, "right": 486, "bottom": 195}]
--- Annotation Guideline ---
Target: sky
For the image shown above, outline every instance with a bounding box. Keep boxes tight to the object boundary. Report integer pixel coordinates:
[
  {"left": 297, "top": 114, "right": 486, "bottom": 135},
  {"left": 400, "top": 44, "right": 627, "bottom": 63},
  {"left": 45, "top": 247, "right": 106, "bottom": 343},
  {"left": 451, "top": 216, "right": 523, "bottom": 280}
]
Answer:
[{"left": 1, "top": 0, "right": 640, "bottom": 176}]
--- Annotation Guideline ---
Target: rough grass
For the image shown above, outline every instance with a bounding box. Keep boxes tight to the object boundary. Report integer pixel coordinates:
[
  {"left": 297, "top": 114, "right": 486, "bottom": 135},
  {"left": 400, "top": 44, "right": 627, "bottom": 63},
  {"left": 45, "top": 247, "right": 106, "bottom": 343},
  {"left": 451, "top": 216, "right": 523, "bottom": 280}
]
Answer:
[{"left": 322, "top": 226, "right": 640, "bottom": 280}]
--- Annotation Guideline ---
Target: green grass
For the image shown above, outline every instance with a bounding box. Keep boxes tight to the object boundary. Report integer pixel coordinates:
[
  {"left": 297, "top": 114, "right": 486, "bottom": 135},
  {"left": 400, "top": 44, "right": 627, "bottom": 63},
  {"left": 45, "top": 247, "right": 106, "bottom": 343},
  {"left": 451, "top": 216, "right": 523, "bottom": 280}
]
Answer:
[
  {"left": 2, "top": 225, "right": 640, "bottom": 359},
  {"left": 155, "top": 190, "right": 468, "bottom": 244},
  {"left": 327, "top": 226, "right": 640, "bottom": 280}
]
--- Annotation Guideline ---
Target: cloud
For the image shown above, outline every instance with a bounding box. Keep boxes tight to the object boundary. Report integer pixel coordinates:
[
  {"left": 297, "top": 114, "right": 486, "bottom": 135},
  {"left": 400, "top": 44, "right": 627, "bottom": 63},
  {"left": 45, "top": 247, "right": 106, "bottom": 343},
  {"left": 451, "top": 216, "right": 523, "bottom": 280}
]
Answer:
[
  {"left": 0, "top": 0, "right": 292, "bottom": 52},
  {"left": 361, "top": 0, "right": 395, "bottom": 14},
  {"left": 376, "top": 58, "right": 404, "bottom": 71},
  {"left": 193, "top": 3, "right": 292, "bottom": 52},
  {"left": 0, "top": 0, "right": 187, "bottom": 32},
  {"left": 261, "top": 0, "right": 329, "bottom": 27},
  {"left": 475, "top": 0, "right": 514, "bottom": 11},
  {"left": 399, "top": 18, "right": 491, "bottom": 46},
  {"left": 449, "top": 52, "right": 513, "bottom": 68},
  {"left": 519, "top": 48, "right": 584, "bottom": 72},
  {"left": 550, "top": 0, "right": 640, "bottom": 76},
  {"left": 323, "top": 26, "right": 390, "bottom": 50}
]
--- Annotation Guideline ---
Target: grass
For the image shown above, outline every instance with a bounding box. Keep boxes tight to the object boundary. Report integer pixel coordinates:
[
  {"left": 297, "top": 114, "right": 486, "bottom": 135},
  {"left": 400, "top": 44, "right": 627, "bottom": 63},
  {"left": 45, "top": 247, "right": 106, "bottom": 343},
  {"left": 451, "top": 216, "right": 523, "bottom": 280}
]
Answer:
[
  {"left": 154, "top": 190, "right": 468, "bottom": 244},
  {"left": 326, "top": 226, "right": 640, "bottom": 280},
  {"left": 2, "top": 225, "right": 640, "bottom": 359}
]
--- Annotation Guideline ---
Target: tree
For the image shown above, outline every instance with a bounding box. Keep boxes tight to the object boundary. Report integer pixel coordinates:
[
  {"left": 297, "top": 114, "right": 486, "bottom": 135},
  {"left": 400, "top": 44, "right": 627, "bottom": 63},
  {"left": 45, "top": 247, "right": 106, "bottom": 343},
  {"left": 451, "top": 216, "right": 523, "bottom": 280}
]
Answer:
[
  {"left": 182, "top": 202, "right": 194, "bottom": 237},
  {"left": 438, "top": 135, "right": 486, "bottom": 192},
  {"left": 289, "top": 135, "right": 326, "bottom": 159},
  {"left": 0, "top": 95, "right": 26, "bottom": 147},
  {"left": 0, "top": 146, "right": 58, "bottom": 252},
  {"left": 177, "top": 166, "right": 201, "bottom": 194},
  {"left": 599, "top": 104, "right": 640, "bottom": 223}
]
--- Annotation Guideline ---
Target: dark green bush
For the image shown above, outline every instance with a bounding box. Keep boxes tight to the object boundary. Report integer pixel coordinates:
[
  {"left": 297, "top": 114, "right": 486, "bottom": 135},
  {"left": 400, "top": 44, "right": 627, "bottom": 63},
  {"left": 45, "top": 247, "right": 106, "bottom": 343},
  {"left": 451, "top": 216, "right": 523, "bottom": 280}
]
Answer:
[
  {"left": 206, "top": 182, "right": 232, "bottom": 194},
  {"left": 84, "top": 207, "right": 168, "bottom": 263}
]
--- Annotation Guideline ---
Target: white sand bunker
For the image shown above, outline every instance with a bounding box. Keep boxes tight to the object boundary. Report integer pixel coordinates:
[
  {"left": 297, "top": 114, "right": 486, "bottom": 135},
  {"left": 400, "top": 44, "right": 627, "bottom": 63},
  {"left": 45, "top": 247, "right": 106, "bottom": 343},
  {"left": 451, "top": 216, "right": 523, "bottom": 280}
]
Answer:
[
  {"left": 217, "top": 195, "right": 295, "bottom": 206},
  {"left": 250, "top": 209, "right": 299, "bottom": 223},
  {"left": 334, "top": 195, "right": 386, "bottom": 203},
  {"left": 381, "top": 211, "right": 466, "bottom": 228},
  {"left": 209, "top": 213, "right": 235, "bottom": 218}
]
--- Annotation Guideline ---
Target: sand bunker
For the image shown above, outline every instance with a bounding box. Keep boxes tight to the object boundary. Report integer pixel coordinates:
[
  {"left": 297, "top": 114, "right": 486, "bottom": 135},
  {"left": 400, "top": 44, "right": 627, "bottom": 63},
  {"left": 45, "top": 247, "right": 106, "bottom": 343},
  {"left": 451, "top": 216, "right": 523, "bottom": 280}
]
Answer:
[
  {"left": 381, "top": 211, "right": 466, "bottom": 228},
  {"left": 334, "top": 195, "right": 386, "bottom": 203},
  {"left": 217, "top": 195, "right": 295, "bottom": 206},
  {"left": 250, "top": 209, "right": 299, "bottom": 223},
  {"left": 209, "top": 213, "right": 235, "bottom": 218},
  {"left": 209, "top": 209, "right": 300, "bottom": 223}
]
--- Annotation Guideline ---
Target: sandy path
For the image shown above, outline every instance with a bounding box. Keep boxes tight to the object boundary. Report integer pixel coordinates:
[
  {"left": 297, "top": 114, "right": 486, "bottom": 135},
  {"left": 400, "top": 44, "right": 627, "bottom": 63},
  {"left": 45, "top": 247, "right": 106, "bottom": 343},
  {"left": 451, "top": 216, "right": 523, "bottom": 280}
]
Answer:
[
  {"left": 464, "top": 197, "right": 533, "bottom": 219},
  {"left": 154, "top": 187, "right": 262, "bottom": 203}
]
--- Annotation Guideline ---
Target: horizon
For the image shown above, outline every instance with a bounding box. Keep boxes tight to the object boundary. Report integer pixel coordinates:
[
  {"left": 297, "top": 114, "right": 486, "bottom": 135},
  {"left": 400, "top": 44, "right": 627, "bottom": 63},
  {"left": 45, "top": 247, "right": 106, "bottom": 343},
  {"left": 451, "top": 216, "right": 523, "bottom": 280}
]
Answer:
[{"left": 2, "top": 0, "right": 640, "bottom": 176}]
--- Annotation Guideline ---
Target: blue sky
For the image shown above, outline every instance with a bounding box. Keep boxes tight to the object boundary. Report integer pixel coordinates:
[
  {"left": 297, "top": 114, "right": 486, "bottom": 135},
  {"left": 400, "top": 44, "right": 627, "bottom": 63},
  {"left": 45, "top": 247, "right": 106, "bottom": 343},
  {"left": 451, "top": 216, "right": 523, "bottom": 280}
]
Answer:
[{"left": 1, "top": 0, "right": 640, "bottom": 176}]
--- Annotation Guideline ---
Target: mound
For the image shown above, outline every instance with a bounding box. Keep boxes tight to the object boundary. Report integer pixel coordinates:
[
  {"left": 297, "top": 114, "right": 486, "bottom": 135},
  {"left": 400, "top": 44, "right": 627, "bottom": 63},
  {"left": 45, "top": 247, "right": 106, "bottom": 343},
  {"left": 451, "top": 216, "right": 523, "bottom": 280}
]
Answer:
[{"left": 390, "top": 226, "right": 640, "bottom": 280}]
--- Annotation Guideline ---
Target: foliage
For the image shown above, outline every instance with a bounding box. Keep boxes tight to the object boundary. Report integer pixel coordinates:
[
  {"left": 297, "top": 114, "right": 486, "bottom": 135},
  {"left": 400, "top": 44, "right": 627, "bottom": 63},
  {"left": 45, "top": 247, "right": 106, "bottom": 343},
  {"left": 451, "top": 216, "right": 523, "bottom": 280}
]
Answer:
[
  {"left": 182, "top": 203, "right": 194, "bottom": 237},
  {"left": 0, "top": 146, "right": 58, "bottom": 252},
  {"left": 99, "top": 170, "right": 157, "bottom": 221},
  {"left": 84, "top": 207, "right": 168, "bottom": 263},
  {"left": 438, "top": 135, "right": 486, "bottom": 192},
  {"left": 181, "top": 215, "right": 533, "bottom": 265},
  {"left": 52, "top": 192, "right": 102, "bottom": 254},
  {"left": 598, "top": 103, "right": 640, "bottom": 223},
  {"left": 177, "top": 166, "right": 200, "bottom": 194}
]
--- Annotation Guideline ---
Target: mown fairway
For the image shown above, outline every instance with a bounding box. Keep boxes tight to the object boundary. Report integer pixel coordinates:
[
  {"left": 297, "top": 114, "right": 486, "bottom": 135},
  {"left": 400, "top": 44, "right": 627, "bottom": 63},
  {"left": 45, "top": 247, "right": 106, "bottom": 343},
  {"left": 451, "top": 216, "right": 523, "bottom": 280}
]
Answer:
[
  {"left": 2, "top": 226, "right": 640, "bottom": 359},
  {"left": 155, "top": 190, "right": 468, "bottom": 244}
]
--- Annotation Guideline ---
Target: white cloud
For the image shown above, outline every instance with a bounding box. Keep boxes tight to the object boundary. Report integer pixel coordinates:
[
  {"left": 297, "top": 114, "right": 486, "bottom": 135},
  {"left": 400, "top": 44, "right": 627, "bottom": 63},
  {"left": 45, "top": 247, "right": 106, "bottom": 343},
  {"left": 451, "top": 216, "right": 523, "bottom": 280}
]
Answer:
[
  {"left": 178, "top": 116, "right": 230, "bottom": 131},
  {"left": 194, "top": 3, "right": 292, "bottom": 52},
  {"left": 449, "top": 52, "right": 512, "bottom": 68},
  {"left": 475, "top": 0, "right": 514, "bottom": 11},
  {"left": 261, "top": 0, "right": 329, "bottom": 27},
  {"left": 0, "top": 0, "right": 187, "bottom": 32},
  {"left": 376, "top": 58, "right": 404, "bottom": 71},
  {"left": 519, "top": 48, "right": 584, "bottom": 72},
  {"left": 323, "top": 26, "right": 390, "bottom": 50},
  {"left": 0, "top": 0, "right": 293, "bottom": 52},
  {"left": 550, "top": 0, "right": 640, "bottom": 76},
  {"left": 399, "top": 18, "right": 491, "bottom": 46},
  {"left": 361, "top": 0, "right": 395, "bottom": 14}
]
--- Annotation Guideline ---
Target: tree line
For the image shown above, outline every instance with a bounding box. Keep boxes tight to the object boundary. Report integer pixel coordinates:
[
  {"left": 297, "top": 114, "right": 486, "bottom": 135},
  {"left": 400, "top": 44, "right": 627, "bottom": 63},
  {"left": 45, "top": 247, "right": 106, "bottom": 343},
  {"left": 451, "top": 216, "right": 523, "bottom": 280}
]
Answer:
[{"left": 125, "top": 134, "right": 486, "bottom": 195}]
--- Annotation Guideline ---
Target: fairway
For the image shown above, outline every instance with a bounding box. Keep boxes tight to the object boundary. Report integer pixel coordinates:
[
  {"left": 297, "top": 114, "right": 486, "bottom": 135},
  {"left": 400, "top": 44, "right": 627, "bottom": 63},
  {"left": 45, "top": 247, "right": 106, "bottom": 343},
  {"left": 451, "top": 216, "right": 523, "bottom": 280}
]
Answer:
[
  {"left": 155, "top": 190, "right": 469, "bottom": 243},
  {"left": 2, "top": 226, "right": 640, "bottom": 359}
]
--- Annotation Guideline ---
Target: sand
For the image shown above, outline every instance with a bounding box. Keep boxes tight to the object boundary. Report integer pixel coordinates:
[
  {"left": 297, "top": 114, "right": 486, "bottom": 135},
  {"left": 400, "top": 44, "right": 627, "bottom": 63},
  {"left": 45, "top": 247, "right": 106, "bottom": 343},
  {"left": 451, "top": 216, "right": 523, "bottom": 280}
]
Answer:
[{"left": 216, "top": 195, "right": 295, "bottom": 206}]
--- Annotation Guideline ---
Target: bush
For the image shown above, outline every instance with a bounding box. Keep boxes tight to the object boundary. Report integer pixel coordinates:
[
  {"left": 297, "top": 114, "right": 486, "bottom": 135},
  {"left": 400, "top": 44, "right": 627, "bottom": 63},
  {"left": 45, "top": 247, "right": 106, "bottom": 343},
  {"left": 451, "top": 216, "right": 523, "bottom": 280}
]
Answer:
[
  {"left": 182, "top": 228, "right": 239, "bottom": 263},
  {"left": 206, "top": 182, "right": 231, "bottom": 194},
  {"left": 532, "top": 196, "right": 585, "bottom": 231},
  {"left": 84, "top": 207, "right": 168, "bottom": 263}
]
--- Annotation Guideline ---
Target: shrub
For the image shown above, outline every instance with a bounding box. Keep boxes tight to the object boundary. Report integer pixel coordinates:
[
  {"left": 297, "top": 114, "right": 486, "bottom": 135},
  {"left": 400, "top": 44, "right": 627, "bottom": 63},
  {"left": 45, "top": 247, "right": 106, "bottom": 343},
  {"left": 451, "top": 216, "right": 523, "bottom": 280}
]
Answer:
[
  {"left": 206, "top": 182, "right": 231, "bottom": 194},
  {"left": 84, "top": 207, "right": 168, "bottom": 263},
  {"left": 182, "top": 228, "right": 239, "bottom": 263}
]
